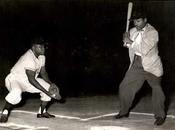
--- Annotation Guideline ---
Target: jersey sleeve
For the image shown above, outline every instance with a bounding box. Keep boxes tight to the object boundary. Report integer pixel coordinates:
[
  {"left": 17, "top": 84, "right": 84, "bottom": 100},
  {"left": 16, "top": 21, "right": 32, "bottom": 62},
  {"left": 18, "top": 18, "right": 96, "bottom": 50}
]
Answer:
[
  {"left": 24, "top": 57, "right": 37, "bottom": 71},
  {"left": 38, "top": 55, "right": 46, "bottom": 67}
]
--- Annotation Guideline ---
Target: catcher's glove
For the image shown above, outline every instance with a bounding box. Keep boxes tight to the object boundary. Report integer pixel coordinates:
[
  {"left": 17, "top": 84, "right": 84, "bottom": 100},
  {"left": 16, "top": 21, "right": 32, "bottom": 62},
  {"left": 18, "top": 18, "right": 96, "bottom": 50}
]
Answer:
[{"left": 49, "top": 83, "right": 61, "bottom": 100}]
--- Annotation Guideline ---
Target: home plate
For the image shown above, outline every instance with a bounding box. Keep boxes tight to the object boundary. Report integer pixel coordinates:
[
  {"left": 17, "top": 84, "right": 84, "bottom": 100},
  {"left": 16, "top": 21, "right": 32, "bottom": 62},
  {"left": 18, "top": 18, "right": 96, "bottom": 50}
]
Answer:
[{"left": 90, "top": 126, "right": 130, "bottom": 130}]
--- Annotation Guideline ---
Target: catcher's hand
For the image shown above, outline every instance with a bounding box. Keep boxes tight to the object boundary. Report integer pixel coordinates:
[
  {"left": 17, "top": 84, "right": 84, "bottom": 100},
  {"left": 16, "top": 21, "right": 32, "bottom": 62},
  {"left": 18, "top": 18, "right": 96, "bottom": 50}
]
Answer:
[{"left": 49, "top": 83, "right": 61, "bottom": 100}]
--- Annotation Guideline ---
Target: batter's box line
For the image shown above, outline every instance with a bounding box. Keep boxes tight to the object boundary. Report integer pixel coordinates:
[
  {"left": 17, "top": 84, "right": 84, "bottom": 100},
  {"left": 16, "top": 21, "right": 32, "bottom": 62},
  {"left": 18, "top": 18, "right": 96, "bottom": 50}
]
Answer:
[
  {"left": 0, "top": 122, "right": 49, "bottom": 130},
  {"left": 1, "top": 110, "right": 175, "bottom": 121}
]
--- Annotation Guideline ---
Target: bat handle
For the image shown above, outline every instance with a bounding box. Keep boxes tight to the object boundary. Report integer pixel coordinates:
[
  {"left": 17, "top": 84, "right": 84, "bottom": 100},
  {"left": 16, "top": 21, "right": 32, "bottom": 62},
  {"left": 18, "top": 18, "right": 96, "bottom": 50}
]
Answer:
[
  {"left": 123, "top": 31, "right": 128, "bottom": 47},
  {"left": 123, "top": 30, "right": 130, "bottom": 47}
]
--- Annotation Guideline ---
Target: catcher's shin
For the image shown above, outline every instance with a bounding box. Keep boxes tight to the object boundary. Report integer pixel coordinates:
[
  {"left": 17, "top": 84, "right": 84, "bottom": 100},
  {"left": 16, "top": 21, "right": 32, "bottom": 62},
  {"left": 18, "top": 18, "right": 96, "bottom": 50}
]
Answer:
[{"left": 49, "top": 83, "right": 61, "bottom": 100}]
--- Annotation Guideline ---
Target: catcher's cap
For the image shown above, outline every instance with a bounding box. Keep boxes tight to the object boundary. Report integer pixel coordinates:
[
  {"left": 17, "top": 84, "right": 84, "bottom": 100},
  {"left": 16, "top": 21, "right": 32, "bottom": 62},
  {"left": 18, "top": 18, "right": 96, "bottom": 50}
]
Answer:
[
  {"left": 31, "top": 37, "right": 49, "bottom": 49},
  {"left": 130, "top": 10, "right": 147, "bottom": 21},
  {"left": 31, "top": 37, "right": 48, "bottom": 46}
]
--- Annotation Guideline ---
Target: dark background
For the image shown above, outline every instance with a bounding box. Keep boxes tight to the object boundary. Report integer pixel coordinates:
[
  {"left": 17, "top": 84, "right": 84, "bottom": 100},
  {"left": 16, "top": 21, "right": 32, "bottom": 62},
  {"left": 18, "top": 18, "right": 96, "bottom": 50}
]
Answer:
[{"left": 0, "top": 0, "right": 174, "bottom": 98}]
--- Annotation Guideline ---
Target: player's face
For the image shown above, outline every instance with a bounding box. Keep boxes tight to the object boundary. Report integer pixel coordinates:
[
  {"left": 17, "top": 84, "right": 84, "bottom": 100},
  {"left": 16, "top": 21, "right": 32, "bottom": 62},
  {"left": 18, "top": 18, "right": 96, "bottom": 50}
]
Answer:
[
  {"left": 133, "top": 18, "right": 147, "bottom": 31},
  {"left": 32, "top": 44, "right": 45, "bottom": 56}
]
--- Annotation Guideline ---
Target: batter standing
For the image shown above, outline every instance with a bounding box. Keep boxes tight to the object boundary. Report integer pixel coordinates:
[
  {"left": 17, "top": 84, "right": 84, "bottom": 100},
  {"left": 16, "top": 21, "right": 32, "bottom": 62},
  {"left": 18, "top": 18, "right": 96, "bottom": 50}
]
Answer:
[{"left": 115, "top": 10, "right": 166, "bottom": 126}]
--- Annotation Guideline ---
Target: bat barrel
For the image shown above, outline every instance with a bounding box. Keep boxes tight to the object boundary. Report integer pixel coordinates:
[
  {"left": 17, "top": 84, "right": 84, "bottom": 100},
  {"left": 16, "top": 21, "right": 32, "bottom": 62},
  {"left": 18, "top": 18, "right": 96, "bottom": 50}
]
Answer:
[{"left": 126, "top": 2, "right": 133, "bottom": 32}]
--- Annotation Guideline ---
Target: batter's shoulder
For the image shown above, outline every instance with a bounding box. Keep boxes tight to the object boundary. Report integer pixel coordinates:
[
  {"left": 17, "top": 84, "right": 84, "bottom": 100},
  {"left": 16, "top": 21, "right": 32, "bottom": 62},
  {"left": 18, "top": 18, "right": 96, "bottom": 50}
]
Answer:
[{"left": 146, "top": 24, "right": 158, "bottom": 32}]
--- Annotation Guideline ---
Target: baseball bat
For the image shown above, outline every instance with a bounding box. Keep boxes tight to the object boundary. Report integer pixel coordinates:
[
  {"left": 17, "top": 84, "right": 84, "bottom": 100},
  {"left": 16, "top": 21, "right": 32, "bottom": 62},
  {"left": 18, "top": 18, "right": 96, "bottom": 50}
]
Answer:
[
  {"left": 126, "top": 2, "right": 133, "bottom": 32},
  {"left": 124, "top": 2, "right": 133, "bottom": 46}
]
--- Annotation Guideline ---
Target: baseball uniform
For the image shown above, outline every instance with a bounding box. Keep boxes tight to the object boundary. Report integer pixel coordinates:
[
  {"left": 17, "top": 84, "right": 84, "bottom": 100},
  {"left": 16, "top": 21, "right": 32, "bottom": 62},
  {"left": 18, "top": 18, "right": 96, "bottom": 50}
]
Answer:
[{"left": 5, "top": 49, "right": 51, "bottom": 105}]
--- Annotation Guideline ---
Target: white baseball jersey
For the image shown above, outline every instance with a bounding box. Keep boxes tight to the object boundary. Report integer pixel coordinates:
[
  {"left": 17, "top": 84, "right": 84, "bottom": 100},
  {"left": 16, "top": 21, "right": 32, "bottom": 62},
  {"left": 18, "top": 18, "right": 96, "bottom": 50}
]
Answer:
[
  {"left": 11, "top": 49, "right": 45, "bottom": 79},
  {"left": 5, "top": 49, "right": 51, "bottom": 105}
]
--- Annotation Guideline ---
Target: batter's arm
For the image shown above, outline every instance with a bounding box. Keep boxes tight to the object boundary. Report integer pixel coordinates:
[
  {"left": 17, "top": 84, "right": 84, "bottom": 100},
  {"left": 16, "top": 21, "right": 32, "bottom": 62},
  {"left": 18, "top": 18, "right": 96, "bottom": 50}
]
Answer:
[
  {"left": 141, "top": 30, "right": 159, "bottom": 56},
  {"left": 26, "top": 69, "right": 51, "bottom": 97}
]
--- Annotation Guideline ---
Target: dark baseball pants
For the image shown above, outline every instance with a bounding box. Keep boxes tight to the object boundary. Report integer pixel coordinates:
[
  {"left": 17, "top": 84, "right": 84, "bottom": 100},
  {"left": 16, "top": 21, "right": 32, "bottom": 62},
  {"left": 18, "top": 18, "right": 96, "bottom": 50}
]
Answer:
[{"left": 119, "top": 55, "right": 165, "bottom": 118}]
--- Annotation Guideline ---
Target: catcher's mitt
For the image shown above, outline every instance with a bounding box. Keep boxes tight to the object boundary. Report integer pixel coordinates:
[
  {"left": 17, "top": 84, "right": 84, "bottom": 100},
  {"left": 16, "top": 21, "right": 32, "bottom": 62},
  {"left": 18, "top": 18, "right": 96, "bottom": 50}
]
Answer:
[{"left": 49, "top": 83, "right": 61, "bottom": 100}]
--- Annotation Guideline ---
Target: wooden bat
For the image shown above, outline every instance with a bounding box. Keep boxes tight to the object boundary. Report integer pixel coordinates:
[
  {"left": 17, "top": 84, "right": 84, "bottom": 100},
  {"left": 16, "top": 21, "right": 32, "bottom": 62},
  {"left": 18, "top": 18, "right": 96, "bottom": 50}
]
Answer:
[{"left": 124, "top": 2, "right": 133, "bottom": 47}]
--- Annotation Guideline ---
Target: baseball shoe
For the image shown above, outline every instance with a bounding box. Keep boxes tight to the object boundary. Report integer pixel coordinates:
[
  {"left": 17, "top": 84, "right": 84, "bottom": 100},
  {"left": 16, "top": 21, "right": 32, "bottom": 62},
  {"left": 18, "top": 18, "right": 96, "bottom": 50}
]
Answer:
[
  {"left": 114, "top": 113, "right": 129, "bottom": 119},
  {"left": 0, "top": 114, "right": 9, "bottom": 123},
  {"left": 154, "top": 117, "right": 165, "bottom": 126},
  {"left": 37, "top": 112, "right": 55, "bottom": 118}
]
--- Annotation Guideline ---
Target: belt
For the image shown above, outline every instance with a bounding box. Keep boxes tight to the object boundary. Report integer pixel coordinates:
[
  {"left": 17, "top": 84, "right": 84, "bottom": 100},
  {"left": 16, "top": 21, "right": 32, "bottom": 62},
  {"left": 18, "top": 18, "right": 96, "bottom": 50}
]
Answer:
[{"left": 135, "top": 52, "right": 142, "bottom": 56}]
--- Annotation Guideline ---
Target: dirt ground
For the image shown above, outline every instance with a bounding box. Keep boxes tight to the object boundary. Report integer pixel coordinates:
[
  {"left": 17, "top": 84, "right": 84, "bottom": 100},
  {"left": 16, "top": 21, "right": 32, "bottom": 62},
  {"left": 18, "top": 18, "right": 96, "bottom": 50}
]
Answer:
[{"left": 0, "top": 95, "right": 175, "bottom": 130}]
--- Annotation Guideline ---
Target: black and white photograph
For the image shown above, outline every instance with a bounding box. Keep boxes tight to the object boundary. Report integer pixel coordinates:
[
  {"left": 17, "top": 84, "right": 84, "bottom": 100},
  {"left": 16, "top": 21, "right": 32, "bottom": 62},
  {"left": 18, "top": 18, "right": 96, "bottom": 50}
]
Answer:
[{"left": 0, "top": 0, "right": 175, "bottom": 130}]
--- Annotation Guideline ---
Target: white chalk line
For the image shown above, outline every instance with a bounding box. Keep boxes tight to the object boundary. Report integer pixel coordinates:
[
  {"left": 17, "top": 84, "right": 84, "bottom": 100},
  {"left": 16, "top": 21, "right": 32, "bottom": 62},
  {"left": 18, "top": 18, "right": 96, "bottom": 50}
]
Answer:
[
  {"left": 1, "top": 110, "right": 175, "bottom": 129},
  {"left": 2, "top": 110, "right": 175, "bottom": 121},
  {"left": 12, "top": 110, "right": 83, "bottom": 120},
  {"left": 80, "top": 112, "right": 175, "bottom": 121},
  {"left": 90, "top": 126, "right": 131, "bottom": 130},
  {"left": 0, "top": 122, "right": 49, "bottom": 130}
]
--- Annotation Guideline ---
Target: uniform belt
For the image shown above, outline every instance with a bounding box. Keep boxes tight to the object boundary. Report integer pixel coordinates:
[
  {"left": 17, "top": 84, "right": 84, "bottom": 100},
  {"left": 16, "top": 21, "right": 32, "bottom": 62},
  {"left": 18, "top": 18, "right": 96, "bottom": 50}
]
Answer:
[
  {"left": 135, "top": 52, "right": 142, "bottom": 56},
  {"left": 134, "top": 54, "right": 141, "bottom": 60}
]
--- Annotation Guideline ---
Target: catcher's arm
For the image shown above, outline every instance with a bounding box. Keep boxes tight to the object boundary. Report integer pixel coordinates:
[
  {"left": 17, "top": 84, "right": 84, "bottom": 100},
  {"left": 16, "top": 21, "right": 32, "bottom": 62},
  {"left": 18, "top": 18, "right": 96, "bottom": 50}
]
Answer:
[
  {"left": 26, "top": 69, "right": 53, "bottom": 98},
  {"left": 39, "top": 67, "right": 61, "bottom": 100},
  {"left": 39, "top": 66, "right": 62, "bottom": 100},
  {"left": 40, "top": 66, "right": 52, "bottom": 84}
]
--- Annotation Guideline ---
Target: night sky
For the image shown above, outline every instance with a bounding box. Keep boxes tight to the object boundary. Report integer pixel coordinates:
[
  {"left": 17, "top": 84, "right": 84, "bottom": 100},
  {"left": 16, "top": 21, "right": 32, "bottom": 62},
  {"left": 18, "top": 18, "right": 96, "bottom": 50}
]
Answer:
[{"left": 0, "top": 0, "right": 175, "bottom": 97}]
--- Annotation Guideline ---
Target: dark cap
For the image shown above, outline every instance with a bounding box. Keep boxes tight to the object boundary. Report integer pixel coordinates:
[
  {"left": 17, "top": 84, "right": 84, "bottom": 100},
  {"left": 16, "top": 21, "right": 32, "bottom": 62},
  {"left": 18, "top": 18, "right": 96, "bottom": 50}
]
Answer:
[
  {"left": 130, "top": 10, "right": 147, "bottom": 21},
  {"left": 31, "top": 37, "right": 48, "bottom": 45}
]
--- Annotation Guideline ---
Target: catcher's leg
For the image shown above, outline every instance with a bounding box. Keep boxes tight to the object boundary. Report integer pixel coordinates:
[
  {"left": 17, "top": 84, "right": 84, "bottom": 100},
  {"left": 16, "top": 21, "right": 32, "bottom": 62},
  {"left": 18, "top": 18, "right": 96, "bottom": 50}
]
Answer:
[
  {"left": 0, "top": 101, "right": 13, "bottom": 123},
  {"left": 1, "top": 80, "right": 23, "bottom": 123},
  {"left": 37, "top": 101, "right": 55, "bottom": 118}
]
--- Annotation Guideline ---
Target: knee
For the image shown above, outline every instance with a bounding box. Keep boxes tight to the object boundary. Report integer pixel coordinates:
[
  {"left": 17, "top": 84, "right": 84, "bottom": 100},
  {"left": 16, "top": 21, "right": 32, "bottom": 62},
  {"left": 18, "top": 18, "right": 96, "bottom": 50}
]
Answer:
[
  {"left": 119, "top": 82, "right": 127, "bottom": 93},
  {"left": 5, "top": 94, "right": 22, "bottom": 105},
  {"left": 40, "top": 93, "right": 51, "bottom": 102},
  {"left": 5, "top": 89, "right": 22, "bottom": 105}
]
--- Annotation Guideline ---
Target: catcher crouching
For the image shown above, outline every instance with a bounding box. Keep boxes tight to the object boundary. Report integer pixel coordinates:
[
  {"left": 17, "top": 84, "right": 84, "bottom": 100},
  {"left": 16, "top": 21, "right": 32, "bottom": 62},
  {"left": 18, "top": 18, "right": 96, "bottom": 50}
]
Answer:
[{"left": 0, "top": 37, "right": 62, "bottom": 123}]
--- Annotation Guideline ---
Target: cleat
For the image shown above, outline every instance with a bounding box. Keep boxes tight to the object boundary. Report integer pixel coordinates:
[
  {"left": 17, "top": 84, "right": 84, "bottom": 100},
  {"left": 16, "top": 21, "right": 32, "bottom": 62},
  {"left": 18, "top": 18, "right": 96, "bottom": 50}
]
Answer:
[
  {"left": 154, "top": 117, "right": 165, "bottom": 126},
  {"left": 114, "top": 113, "right": 129, "bottom": 119},
  {"left": 37, "top": 112, "right": 55, "bottom": 118},
  {"left": 0, "top": 114, "right": 9, "bottom": 123}
]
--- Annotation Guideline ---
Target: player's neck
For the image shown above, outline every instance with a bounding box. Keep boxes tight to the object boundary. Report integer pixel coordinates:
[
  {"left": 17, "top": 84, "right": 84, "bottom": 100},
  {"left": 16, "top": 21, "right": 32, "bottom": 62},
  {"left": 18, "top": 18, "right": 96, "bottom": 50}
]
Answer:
[{"left": 32, "top": 50, "right": 39, "bottom": 58}]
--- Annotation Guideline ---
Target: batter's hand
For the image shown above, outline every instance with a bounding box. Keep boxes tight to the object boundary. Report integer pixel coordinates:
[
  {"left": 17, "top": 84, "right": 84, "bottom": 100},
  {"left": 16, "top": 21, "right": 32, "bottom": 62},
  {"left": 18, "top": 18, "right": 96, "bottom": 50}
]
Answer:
[{"left": 123, "top": 32, "right": 133, "bottom": 46}]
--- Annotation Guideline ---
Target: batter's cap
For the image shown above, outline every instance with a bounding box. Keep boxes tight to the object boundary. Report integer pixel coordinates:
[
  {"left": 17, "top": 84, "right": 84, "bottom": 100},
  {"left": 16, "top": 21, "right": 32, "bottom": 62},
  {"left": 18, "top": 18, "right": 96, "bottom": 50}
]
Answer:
[{"left": 130, "top": 10, "right": 147, "bottom": 21}]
